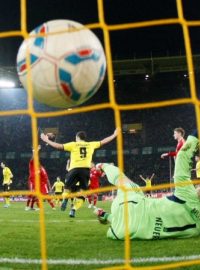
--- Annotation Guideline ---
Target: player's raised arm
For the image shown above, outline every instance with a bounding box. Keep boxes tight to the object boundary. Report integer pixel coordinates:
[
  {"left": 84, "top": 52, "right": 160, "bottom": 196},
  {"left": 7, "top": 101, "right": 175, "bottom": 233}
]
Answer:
[
  {"left": 139, "top": 174, "right": 146, "bottom": 182},
  {"left": 150, "top": 173, "right": 155, "bottom": 181},
  {"left": 40, "top": 133, "right": 64, "bottom": 150},
  {"left": 100, "top": 128, "right": 120, "bottom": 146},
  {"left": 161, "top": 153, "right": 168, "bottom": 159}
]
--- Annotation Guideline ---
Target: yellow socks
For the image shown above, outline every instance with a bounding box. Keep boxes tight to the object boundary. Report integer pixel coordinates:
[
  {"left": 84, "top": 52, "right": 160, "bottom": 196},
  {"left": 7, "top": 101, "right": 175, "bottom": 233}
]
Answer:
[
  {"left": 5, "top": 197, "right": 10, "bottom": 205},
  {"left": 73, "top": 198, "right": 84, "bottom": 210},
  {"left": 62, "top": 190, "right": 70, "bottom": 199}
]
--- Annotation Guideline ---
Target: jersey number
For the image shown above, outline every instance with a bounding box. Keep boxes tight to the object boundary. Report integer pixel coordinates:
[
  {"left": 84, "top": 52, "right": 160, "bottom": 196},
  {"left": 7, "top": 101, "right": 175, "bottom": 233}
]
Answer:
[{"left": 80, "top": 147, "right": 87, "bottom": 158}]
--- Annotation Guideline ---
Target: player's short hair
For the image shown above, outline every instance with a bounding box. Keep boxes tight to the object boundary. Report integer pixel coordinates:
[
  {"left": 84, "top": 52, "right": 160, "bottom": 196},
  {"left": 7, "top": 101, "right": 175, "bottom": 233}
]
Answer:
[
  {"left": 174, "top": 127, "right": 185, "bottom": 137},
  {"left": 76, "top": 131, "right": 87, "bottom": 140}
]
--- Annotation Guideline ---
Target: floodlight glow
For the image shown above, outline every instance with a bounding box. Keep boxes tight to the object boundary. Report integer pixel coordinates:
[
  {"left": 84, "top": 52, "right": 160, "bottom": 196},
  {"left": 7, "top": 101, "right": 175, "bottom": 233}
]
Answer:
[{"left": 0, "top": 80, "right": 15, "bottom": 88}]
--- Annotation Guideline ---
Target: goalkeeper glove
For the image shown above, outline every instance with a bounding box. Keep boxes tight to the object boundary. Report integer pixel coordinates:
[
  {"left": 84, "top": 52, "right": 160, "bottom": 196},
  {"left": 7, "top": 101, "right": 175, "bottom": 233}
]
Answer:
[{"left": 94, "top": 208, "right": 109, "bottom": 224}]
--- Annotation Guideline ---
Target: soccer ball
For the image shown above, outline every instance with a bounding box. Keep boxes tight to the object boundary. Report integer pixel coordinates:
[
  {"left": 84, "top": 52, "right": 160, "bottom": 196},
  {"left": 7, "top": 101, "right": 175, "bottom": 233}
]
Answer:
[{"left": 16, "top": 19, "right": 106, "bottom": 108}]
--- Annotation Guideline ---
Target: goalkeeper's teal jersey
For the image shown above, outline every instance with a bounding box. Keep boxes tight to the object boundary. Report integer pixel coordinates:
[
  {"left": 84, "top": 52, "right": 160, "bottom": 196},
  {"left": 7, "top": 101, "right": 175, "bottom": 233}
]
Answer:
[{"left": 102, "top": 136, "right": 200, "bottom": 240}]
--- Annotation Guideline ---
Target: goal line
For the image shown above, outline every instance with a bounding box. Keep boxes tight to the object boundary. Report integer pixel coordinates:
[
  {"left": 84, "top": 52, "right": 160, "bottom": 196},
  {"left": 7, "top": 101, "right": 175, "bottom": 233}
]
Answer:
[{"left": 0, "top": 255, "right": 200, "bottom": 266}]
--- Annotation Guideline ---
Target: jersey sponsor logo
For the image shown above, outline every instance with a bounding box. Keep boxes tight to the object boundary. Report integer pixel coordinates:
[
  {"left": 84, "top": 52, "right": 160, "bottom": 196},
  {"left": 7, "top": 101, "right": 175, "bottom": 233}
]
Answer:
[{"left": 152, "top": 217, "right": 163, "bottom": 239}]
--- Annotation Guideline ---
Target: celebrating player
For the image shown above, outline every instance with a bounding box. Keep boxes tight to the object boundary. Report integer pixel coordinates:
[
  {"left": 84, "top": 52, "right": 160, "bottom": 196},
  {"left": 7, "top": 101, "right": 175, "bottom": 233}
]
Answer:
[
  {"left": 139, "top": 173, "right": 155, "bottom": 197},
  {"left": 161, "top": 127, "right": 185, "bottom": 159},
  {"left": 40, "top": 128, "right": 119, "bottom": 218},
  {"left": 95, "top": 134, "right": 200, "bottom": 240},
  {"left": 1, "top": 162, "right": 13, "bottom": 208},
  {"left": 88, "top": 162, "right": 105, "bottom": 209}
]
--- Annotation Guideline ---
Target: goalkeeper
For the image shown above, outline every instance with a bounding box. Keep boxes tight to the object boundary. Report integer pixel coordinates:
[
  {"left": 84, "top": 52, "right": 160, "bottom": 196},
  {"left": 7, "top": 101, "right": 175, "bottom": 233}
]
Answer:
[{"left": 96, "top": 134, "right": 200, "bottom": 240}]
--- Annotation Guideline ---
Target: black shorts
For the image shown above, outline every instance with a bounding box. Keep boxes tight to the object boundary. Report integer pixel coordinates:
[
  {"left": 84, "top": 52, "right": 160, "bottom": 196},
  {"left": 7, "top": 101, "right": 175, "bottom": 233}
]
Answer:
[
  {"left": 55, "top": 192, "right": 62, "bottom": 195},
  {"left": 3, "top": 184, "right": 10, "bottom": 192},
  {"left": 65, "top": 168, "right": 90, "bottom": 191},
  {"left": 71, "top": 184, "right": 81, "bottom": 193}
]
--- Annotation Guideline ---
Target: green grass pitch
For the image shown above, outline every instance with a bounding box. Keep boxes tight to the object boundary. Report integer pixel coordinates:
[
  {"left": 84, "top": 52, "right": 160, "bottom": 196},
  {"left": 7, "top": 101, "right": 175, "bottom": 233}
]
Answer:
[{"left": 0, "top": 200, "right": 199, "bottom": 270}]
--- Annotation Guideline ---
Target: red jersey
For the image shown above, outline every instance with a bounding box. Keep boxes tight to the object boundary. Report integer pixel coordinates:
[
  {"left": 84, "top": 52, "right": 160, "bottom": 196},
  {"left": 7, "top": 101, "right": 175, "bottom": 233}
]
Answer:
[
  {"left": 167, "top": 138, "right": 185, "bottom": 157},
  {"left": 28, "top": 159, "right": 35, "bottom": 190},
  {"left": 39, "top": 166, "right": 49, "bottom": 194},
  {"left": 89, "top": 167, "right": 104, "bottom": 189},
  {"left": 28, "top": 159, "right": 49, "bottom": 194}
]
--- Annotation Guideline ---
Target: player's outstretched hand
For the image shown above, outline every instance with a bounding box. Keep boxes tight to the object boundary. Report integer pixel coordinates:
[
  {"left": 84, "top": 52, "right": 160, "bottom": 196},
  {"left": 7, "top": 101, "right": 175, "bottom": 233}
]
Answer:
[
  {"left": 40, "top": 133, "right": 49, "bottom": 143},
  {"left": 94, "top": 208, "right": 109, "bottom": 224},
  {"left": 161, "top": 153, "right": 167, "bottom": 159},
  {"left": 46, "top": 133, "right": 55, "bottom": 139},
  {"left": 96, "top": 163, "right": 103, "bottom": 171}
]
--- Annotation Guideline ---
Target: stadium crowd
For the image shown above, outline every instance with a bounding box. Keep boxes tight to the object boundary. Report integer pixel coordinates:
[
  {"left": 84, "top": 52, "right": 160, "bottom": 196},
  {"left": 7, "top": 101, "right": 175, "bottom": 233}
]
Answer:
[
  {"left": 0, "top": 71, "right": 197, "bottom": 192},
  {"left": 0, "top": 108, "right": 195, "bottom": 191}
]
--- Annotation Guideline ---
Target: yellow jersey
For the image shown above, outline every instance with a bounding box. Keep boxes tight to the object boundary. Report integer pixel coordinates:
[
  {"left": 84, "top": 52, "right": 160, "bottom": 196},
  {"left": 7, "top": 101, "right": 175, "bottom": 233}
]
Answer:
[
  {"left": 53, "top": 181, "right": 64, "bottom": 193},
  {"left": 196, "top": 160, "right": 200, "bottom": 178},
  {"left": 145, "top": 179, "right": 152, "bottom": 188},
  {"left": 2, "top": 166, "right": 13, "bottom": 185},
  {"left": 63, "top": 141, "right": 101, "bottom": 170}
]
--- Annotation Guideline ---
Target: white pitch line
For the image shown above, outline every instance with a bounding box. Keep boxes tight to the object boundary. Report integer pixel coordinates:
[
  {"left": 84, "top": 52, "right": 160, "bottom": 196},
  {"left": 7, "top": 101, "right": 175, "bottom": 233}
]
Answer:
[
  {"left": 0, "top": 255, "right": 200, "bottom": 265},
  {"left": 0, "top": 219, "right": 97, "bottom": 223}
]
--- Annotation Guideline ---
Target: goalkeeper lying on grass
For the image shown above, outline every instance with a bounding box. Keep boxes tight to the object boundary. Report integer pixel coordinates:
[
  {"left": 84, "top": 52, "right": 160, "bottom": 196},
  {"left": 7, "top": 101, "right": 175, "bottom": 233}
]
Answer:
[{"left": 96, "top": 135, "right": 200, "bottom": 240}]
